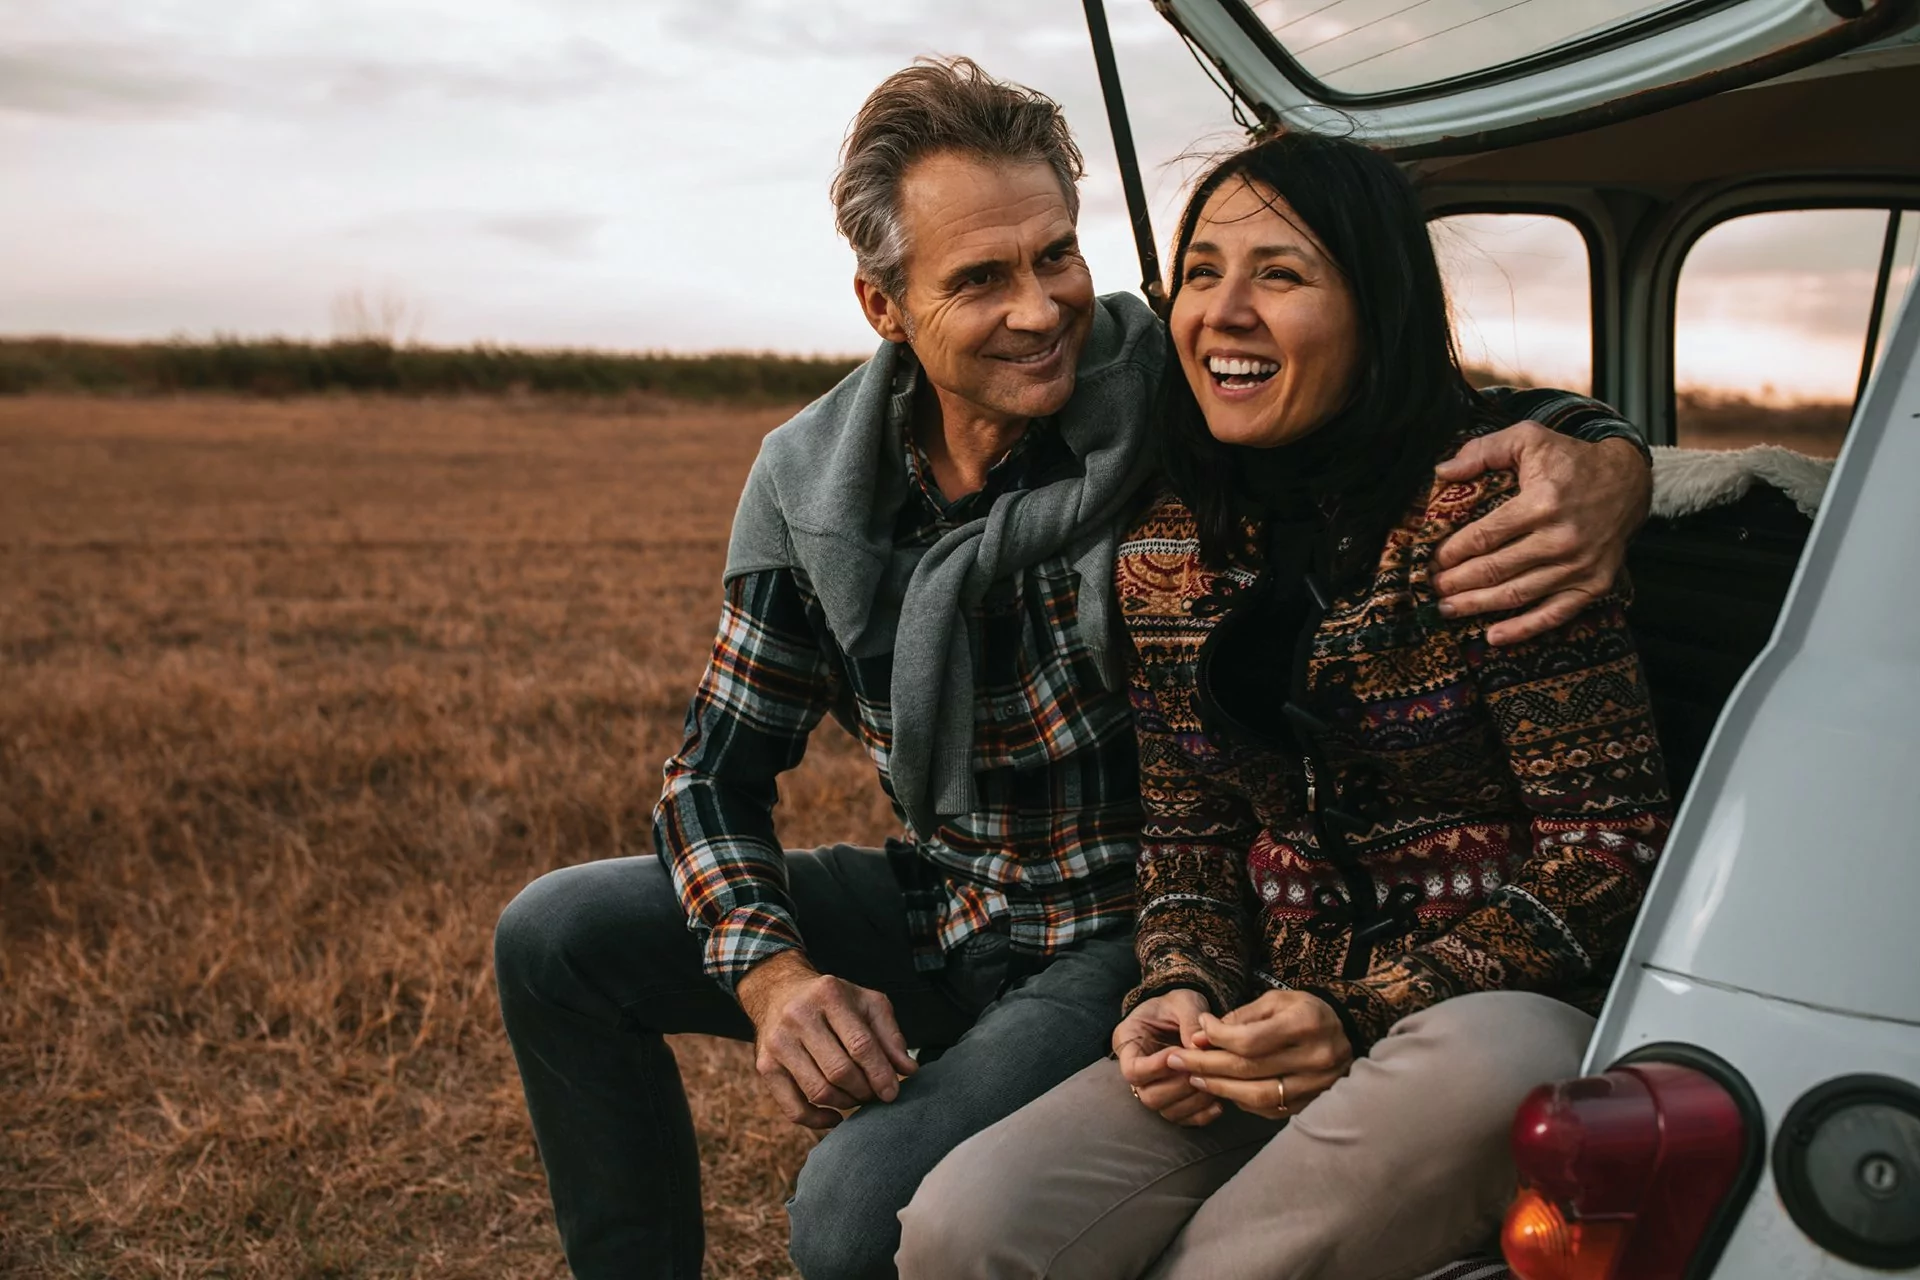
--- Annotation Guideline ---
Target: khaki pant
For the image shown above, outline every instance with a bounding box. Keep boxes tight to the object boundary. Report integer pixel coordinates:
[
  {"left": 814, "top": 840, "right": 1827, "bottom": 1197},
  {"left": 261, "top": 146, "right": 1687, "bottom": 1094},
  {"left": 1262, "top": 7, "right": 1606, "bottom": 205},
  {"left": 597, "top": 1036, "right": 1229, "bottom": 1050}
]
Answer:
[{"left": 895, "top": 991, "right": 1592, "bottom": 1280}]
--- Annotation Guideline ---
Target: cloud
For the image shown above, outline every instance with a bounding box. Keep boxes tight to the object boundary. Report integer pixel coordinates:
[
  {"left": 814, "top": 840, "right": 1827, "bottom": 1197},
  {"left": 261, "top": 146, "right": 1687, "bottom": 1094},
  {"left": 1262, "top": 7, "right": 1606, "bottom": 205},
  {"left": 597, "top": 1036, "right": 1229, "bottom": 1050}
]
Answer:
[
  {"left": 0, "top": 42, "right": 215, "bottom": 118},
  {"left": 657, "top": 0, "right": 1166, "bottom": 67},
  {"left": 474, "top": 212, "right": 607, "bottom": 257},
  {"left": 0, "top": 34, "right": 644, "bottom": 121},
  {"left": 311, "top": 39, "right": 642, "bottom": 110}
]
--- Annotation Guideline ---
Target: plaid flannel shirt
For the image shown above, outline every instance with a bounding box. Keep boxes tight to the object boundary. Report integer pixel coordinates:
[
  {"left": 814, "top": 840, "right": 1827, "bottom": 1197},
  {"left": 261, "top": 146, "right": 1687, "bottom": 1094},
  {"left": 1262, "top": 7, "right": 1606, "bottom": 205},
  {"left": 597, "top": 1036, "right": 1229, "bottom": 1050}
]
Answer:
[{"left": 655, "top": 363, "right": 1143, "bottom": 992}]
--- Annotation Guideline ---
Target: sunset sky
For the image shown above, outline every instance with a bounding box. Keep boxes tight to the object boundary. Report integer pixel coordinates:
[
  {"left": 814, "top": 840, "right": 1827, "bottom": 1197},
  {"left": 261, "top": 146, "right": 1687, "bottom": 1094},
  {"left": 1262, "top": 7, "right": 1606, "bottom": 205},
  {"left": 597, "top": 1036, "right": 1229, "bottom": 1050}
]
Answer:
[{"left": 3, "top": 0, "right": 1910, "bottom": 401}]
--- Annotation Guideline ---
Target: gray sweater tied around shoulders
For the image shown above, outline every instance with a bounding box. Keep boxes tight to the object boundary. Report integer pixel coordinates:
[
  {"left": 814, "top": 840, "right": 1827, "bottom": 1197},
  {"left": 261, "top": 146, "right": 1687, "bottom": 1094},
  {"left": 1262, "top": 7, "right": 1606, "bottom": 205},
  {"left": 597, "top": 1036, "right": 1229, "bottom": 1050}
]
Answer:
[{"left": 723, "top": 292, "right": 1166, "bottom": 838}]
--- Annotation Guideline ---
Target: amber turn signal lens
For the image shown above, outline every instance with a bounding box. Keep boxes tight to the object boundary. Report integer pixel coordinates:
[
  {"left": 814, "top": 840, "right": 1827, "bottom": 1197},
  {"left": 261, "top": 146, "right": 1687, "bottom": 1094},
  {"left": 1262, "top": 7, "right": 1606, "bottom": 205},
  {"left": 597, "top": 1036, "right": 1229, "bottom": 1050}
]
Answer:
[{"left": 1502, "top": 1188, "right": 1627, "bottom": 1280}]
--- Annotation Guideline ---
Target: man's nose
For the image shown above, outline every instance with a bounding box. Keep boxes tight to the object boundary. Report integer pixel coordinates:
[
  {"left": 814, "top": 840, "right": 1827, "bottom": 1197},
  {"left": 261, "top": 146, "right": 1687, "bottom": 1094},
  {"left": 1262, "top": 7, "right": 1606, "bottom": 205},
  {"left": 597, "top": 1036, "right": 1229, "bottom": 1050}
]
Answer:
[{"left": 1004, "top": 270, "right": 1061, "bottom": 333}]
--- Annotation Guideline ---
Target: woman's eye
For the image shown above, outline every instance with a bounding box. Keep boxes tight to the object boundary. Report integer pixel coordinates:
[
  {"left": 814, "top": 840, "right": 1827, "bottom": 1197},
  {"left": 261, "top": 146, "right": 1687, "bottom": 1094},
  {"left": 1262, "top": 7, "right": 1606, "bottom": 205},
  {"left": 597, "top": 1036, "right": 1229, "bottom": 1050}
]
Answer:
[
  {"left": 1183, "top": 264, "right": 1219, "bottom": 281},
  {"left": 1262, "top": 267, "right": 1303, "bottom": 283}
]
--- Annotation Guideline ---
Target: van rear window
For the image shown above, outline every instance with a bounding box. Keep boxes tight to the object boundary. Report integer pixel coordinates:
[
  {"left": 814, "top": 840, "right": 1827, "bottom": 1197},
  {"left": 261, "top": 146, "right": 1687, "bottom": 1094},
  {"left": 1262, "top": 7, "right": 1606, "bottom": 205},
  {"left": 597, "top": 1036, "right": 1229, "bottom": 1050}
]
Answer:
[{"left": 1237, "top": 0, "right": 1685, "bottom": 97}]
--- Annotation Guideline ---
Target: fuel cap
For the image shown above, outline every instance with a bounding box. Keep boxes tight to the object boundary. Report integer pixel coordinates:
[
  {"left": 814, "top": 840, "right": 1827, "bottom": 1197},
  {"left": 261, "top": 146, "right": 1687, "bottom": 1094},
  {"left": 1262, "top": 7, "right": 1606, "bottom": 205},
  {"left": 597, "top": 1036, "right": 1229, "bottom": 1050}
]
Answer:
[{"left": 1775, "top": 1074, "right": 1920, "bottom": 1270}]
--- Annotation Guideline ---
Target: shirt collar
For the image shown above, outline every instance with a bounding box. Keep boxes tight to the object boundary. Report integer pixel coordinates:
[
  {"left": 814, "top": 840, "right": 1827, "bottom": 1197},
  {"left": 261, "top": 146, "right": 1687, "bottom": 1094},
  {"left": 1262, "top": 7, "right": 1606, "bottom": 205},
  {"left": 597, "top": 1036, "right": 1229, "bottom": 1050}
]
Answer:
[{"left": 890, "top": 347, "right": 1055, "bottom": 521}]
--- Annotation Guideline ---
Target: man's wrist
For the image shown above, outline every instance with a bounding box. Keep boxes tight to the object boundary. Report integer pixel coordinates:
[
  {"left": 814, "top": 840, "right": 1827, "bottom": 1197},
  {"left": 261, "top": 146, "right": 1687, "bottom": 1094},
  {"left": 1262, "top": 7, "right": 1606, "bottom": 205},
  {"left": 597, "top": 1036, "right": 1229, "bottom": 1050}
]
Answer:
[
  {"left": 1596, "top": 435, "right": 1654, "bottom": 527},
  {"left": 735, "top": 947, "right": 816, "bottom": 1023}
]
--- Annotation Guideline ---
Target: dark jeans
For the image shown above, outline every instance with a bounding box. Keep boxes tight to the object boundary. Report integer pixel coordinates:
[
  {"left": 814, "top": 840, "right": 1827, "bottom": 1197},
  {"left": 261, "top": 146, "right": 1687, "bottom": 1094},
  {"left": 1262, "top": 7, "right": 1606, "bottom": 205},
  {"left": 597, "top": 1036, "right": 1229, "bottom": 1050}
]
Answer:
[{"left": 494, "top": 846, "right": 1138, "bottom": 1280}]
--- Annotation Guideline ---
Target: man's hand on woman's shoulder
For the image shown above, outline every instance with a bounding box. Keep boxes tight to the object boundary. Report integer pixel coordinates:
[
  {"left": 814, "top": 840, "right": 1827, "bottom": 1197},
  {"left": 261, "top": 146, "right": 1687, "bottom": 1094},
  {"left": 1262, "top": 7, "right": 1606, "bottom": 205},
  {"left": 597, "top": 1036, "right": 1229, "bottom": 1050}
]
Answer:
[
  {"left": 736, "top": 950, "right": 918, "bottom": 1130},
  {"left": 1432, "top": 422, "right": 1652, "bottom": 647}
]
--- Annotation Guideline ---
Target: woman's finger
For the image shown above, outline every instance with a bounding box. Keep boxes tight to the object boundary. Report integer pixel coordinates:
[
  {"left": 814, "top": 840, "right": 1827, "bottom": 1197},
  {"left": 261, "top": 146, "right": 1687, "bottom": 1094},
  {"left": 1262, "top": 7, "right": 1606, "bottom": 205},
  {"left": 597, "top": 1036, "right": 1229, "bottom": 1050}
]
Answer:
[
  {"left": 1158, "top": 1091, "right": 1222, "bottom": 1126},
  {"left": 1193, "top": 1014, "right": 1292, "bottom": 1059},
  {"left": 1118, "top": 1040, "right": 1179, "bottom": 1085},
  {"left": 1191, "top": 1069, "right": 1345, "bottom": 1119},
  {"left": 1188, "top": 1072, "right": 1292, "bottom": 1119},
  {"left": 1138, "top": 1075, "right": 1201, "bottom": 1112},
  {"left": 1167, "top": 1046, "right": 1284, "bottom": 1080}
]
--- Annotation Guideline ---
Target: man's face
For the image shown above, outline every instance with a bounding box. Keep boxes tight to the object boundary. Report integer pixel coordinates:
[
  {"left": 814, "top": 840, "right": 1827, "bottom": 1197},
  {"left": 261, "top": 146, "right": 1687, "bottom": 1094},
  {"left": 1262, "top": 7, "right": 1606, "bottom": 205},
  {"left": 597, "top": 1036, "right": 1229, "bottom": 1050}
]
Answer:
[{"left": 861, "top": 152, "right": 1095, "bottom": 424}]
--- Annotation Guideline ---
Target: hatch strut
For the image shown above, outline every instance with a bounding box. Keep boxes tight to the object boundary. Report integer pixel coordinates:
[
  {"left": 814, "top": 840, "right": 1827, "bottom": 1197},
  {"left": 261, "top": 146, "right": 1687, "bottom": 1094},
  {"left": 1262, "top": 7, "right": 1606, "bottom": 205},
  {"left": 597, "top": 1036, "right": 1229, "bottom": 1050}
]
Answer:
[
  {"left": 1081, "top": 0, "right": 1167, "bottom": 314},
  {"left": 1855, "top": 211, "right": 1906, "bottom": 410}
]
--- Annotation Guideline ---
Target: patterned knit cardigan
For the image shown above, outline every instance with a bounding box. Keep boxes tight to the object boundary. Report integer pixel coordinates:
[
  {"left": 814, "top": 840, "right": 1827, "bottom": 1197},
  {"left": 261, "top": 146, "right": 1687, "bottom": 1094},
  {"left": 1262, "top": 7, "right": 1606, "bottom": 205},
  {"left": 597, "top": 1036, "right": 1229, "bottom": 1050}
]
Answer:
[{"left": 1115, "top": 463, "right": 1674, "bottom": 1054}]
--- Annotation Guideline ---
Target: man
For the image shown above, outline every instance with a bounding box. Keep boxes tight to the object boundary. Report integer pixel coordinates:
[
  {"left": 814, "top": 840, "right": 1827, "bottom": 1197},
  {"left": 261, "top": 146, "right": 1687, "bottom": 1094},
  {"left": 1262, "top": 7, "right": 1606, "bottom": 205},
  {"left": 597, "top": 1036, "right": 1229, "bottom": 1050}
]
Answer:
[{"left": 494, "top": 57, "right": 1653, "bottom": 1280}]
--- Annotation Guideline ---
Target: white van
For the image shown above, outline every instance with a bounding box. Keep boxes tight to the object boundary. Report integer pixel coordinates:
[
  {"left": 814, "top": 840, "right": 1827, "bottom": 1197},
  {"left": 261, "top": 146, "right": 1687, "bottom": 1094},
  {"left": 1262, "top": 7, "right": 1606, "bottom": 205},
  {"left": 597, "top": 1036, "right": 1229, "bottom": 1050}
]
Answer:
[{"left": 1082, "top": 3, "right": 1920, "bottom": 1276}]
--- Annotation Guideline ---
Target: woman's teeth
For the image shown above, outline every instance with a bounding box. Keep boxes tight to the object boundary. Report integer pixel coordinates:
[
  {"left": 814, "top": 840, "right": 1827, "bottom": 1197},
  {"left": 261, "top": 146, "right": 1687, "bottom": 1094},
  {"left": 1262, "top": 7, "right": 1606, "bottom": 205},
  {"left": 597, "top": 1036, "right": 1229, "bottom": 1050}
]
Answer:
[{"left": 1206, "top": 356, "right": 1279, "bottom": 387}]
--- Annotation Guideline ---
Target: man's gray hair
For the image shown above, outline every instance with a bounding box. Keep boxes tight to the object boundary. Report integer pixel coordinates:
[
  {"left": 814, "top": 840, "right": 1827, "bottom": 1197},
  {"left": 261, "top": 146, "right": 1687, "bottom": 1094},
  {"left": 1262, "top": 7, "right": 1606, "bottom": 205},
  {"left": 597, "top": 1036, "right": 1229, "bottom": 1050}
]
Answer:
[{"left": 831, "top": 57, "right": 1085, "bottom": 303}]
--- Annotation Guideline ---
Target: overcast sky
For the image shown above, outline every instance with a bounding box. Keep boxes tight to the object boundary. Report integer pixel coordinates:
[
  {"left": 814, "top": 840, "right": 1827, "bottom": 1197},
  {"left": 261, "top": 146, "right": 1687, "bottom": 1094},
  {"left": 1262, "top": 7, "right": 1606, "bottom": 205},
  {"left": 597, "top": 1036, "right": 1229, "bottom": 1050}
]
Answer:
[{"left": 3, "top": 0, "right": 1907, "bottom": 399}]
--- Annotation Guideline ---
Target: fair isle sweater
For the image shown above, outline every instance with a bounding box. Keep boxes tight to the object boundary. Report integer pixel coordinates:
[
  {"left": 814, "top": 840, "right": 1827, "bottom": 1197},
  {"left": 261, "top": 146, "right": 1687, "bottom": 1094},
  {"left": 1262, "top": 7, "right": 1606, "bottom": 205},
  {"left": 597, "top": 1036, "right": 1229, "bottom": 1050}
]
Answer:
[{"left": 1116, "top": 416, "right": 1673, "bottom": 1053}]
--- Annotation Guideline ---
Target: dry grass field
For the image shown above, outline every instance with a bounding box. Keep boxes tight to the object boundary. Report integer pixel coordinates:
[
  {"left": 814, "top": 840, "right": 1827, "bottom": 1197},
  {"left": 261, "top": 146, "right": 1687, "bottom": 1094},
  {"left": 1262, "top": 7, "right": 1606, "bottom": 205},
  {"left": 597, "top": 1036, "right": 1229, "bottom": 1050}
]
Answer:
[
  {"left": 1, "top": 386, "right": 1850, "bottom": 1279},
  {"left": 0, "top": 393, "right": 898, "bottom": 1278}
]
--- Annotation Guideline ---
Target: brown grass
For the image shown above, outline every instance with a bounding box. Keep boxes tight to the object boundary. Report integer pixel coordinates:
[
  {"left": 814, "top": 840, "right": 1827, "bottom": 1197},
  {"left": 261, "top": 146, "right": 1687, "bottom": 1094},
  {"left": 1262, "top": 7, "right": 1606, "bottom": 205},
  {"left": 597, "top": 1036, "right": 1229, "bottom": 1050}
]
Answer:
[{"left": 0, "top": 394, "right": 899, "bottom": 1278}]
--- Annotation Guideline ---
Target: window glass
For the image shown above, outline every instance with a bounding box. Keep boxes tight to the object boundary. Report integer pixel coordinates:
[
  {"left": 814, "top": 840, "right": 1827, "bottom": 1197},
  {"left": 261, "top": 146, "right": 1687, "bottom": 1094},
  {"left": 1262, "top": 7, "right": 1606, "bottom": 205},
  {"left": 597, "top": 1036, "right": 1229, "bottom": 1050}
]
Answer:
[
  {"left": 1674, "top": 208, "right": 1889, "bottom": 456},
  {"left": 1431, "top": 212, "right": 1592, "bottom": 394},
  {"left": 1242, "top": 0, "right": 1682, "bottom": 97}
]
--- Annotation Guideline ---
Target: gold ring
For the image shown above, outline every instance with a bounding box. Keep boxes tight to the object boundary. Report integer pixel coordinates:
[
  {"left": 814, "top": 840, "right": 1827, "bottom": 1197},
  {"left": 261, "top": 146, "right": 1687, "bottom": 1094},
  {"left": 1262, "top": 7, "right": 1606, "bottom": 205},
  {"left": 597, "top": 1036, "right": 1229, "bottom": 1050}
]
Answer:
[
  {"left": 1275, "top": 1077, "right": 1290, "bottom": 1118},
  {"left": 1130, "top": 1084, "right": 1142, "bottom": 1101}
]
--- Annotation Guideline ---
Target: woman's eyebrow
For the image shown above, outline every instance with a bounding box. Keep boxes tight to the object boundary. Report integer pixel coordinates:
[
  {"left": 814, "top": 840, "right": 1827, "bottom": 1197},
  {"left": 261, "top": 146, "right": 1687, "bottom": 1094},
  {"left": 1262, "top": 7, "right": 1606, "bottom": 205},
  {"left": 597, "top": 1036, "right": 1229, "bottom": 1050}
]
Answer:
[{"left": 1188, "top": 239, "right": 1315, "bottom": 261}]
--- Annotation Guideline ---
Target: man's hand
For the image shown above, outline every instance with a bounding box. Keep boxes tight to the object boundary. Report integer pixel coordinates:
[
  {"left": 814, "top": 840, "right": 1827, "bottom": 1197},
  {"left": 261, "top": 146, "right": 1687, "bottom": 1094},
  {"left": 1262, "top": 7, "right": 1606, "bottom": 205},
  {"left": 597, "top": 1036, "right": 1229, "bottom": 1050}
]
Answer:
[
  {"left": 1167, "top": 991, "right": 1352, "bottom": 1119},
  {"left": 1113, "top": 989, "right": 1219, "bottom": 1127},
  {"left": 1433, "top": 423, "right": 1651, "bottom": 647},
  {"left": 735, "top": 951, "right": 917, "bottom": 1130}
]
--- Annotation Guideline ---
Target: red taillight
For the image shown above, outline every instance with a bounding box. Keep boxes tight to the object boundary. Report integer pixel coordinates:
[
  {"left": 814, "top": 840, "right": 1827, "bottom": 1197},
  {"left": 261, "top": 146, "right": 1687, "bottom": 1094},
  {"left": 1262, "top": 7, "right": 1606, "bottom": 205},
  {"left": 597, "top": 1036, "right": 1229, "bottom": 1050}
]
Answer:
[{"left": 1503, "top": 1061, "right": 1753, "bottom": 1280}]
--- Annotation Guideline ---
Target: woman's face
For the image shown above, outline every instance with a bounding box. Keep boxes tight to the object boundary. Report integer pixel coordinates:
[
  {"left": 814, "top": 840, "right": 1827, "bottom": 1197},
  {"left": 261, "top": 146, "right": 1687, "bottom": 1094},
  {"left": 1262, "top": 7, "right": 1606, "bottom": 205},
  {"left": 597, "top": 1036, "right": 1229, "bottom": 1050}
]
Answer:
[{"left": 1170, "top": 178, "right": 1362, "bottom": 450}]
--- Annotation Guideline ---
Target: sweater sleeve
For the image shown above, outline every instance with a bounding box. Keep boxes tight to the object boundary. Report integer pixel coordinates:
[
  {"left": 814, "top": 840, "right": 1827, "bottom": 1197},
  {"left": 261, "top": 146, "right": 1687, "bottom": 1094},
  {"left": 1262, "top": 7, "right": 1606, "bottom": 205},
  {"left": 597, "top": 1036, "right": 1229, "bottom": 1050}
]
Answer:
[
  {"left": 1123, "top": 664, "right": 1263, "bottom": 1018},
  {"left": 1311, "top": 588, "right": 1673, "bottom": 1052}
]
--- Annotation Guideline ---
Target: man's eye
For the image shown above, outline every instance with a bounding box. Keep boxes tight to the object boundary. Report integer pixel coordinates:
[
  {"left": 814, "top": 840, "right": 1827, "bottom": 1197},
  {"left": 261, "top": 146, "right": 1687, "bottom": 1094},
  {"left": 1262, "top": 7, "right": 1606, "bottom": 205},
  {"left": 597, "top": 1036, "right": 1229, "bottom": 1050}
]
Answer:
[{"left": 961, "top": 269, "right": 994, "bottom": 288}]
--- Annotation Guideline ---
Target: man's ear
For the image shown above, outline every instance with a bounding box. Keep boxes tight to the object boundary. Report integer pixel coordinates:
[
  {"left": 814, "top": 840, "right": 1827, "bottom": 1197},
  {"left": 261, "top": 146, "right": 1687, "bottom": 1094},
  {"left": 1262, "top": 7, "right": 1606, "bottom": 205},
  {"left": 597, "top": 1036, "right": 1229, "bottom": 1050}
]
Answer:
[{"left": 853, "top": 275, "right": 912, "bottom": 345}]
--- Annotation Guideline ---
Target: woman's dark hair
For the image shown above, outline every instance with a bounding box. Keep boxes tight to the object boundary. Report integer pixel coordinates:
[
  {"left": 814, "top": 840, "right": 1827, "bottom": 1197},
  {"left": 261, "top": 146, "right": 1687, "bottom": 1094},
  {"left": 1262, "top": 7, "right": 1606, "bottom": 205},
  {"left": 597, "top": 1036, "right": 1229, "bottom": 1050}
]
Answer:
[{"left": 1158, "top": 131, "right": 1490, "bottom": 569}]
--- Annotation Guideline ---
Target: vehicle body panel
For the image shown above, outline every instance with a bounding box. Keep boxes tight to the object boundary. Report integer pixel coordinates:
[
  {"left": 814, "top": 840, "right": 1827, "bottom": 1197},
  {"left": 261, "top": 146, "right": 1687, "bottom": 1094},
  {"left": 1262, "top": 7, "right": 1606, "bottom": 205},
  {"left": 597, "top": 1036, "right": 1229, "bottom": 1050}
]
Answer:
[
  {"left": 1586, "top": 968, "right": 1919, "bottom": 1279},
  {"left": 1589, "top": 279, "right": 1920, "bottom": 1037}
]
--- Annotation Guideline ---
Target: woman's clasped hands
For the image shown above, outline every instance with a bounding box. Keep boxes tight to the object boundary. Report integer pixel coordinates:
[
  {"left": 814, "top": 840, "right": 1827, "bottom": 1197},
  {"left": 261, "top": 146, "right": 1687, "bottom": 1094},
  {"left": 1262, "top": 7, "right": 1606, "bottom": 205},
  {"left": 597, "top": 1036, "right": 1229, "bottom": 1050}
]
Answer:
[{"left": 1114, "top": 989, "right": 1354, "bottom": 1126}]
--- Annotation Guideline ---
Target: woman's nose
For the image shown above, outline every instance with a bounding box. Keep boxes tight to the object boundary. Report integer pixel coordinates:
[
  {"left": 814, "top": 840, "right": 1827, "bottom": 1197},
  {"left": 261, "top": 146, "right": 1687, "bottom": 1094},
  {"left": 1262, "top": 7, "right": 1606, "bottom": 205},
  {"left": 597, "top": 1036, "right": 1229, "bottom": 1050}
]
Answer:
[{"left": 1204, "top": 277, "right": 1257, "bottom": 331}]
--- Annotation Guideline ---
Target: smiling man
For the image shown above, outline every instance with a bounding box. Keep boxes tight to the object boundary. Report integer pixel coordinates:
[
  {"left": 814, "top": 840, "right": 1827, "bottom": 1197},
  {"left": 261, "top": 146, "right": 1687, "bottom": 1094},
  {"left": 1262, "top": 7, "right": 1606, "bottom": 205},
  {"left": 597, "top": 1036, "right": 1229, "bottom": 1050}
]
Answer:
[{"left": 493, "top": 57, "right": 1654, "bottom": 1280}]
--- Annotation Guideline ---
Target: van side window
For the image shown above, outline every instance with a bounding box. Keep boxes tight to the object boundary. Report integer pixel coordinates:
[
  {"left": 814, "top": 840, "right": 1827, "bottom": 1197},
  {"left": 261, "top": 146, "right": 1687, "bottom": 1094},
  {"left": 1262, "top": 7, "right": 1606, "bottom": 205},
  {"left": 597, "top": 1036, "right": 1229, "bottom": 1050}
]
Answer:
[
  {"left": 1674, "top": 208, "right": 1919, "bottom": 457},
  {"left": 1431, "top": 213, "right": 1593, "bottom": 394}
]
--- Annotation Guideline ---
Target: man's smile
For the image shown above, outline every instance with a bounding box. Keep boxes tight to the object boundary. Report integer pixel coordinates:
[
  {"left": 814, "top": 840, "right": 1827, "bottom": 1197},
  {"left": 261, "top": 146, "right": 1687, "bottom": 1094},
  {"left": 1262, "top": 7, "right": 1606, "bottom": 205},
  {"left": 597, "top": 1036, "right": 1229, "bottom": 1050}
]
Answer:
[{"left": 990, "top": 333, "right": 1068, "bottom": 369}]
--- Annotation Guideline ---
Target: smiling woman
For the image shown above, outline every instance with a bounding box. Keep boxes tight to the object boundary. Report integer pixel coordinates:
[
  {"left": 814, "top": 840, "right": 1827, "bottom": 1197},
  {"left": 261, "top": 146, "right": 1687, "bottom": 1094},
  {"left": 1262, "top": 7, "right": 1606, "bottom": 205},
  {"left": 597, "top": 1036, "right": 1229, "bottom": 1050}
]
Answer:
[
  {"left": 895, "top": 129, "right": 1672, "bottom": 1280},
  {"left": 1169, "top": 179, "right": 1360, "bottom": 449}
]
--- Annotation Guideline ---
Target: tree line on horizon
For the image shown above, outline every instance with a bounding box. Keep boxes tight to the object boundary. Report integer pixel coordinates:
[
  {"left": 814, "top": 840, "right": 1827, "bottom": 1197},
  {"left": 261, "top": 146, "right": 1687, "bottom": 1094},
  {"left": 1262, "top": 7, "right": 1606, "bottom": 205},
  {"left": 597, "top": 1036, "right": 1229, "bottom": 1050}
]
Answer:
[
  {"left": 0, "top": 335, "right": 1854, "bottom": 451},
  {"left": 0, "top": 336, "right": 867, "bottom": 402}
]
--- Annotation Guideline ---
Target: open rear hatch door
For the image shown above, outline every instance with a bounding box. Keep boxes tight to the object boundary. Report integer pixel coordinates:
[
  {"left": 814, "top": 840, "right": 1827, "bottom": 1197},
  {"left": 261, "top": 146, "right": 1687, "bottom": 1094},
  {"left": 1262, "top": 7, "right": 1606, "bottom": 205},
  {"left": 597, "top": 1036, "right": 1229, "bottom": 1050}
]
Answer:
[{"left": 1155, "top": 0, "right": 1919, "bottom": 156}]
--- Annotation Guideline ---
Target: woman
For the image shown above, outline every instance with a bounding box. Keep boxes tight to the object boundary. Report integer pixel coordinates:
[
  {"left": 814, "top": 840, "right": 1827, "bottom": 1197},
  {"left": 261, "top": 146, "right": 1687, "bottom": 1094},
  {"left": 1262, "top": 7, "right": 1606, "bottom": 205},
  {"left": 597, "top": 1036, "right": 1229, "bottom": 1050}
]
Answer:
[{"left": 895, "top": 133, "right": 1672, "bottom": 1279}]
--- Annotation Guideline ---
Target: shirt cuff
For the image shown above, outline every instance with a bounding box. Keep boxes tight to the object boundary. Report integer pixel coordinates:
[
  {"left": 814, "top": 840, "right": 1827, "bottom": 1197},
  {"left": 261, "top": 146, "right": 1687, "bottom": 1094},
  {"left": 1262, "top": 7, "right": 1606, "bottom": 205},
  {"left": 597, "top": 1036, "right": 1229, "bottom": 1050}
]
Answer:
[
  {"left": 702, "top": 903, "right": 806, "bottom": 996},
  {"left": 1565, "top": 417, "right": 1651, "bottom": 465}
]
